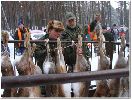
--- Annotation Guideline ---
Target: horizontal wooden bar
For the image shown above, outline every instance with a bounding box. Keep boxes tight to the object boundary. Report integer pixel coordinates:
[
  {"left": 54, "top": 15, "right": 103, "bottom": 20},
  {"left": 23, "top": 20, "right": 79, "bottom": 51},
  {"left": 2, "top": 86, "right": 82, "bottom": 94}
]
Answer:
[{"left": 1, "top": 68, "right": 129, "bottom": 89}]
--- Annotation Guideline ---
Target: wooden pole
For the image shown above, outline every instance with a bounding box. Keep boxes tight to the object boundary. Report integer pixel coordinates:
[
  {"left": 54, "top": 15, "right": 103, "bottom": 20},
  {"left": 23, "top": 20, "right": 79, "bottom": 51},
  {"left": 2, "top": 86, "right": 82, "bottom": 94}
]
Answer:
[{"left": 1, "top": 68, "right": 129, "bottom": 89}]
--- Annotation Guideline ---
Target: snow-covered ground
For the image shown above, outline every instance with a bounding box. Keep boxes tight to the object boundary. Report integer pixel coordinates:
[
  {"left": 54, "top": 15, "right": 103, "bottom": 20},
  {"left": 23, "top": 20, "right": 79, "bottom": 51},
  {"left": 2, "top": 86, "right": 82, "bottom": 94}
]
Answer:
[
  {"left": 1, "top": 30, "right": 129, "bottom": 96},
  {"left": 30, "top": 30, "right": 46, "bottom": 40}
]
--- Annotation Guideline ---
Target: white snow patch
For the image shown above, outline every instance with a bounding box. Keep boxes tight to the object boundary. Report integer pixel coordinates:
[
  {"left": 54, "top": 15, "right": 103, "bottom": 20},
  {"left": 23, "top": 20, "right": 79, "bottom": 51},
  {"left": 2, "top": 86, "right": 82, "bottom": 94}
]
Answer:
[
  {"left": 63, "top": 83, "right": 71, "bottom": 97},
  {"left": 30, "top": 30, "right": 46, "bottom": 40},
  {"left": 72, "top": 82, "right": 81, "bottom": 96}
]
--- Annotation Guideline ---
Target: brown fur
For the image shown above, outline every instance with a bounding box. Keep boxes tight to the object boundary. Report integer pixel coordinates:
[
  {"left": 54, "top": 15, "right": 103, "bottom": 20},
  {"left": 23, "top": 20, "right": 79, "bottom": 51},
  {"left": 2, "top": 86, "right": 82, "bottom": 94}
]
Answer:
[
  {"left": 56, "top": 38, "right": 69, "bottom": 97},
  {"left": 73, "top": 35, "right": 90, "bottom": 97},
  {"left": 119, "top": 77, "right": 129, "bottom": 97},
  {"left": 56, "top": 65, "right": 67, "bottom": 73},
  {"left": 42, "top": 43, "right": 59, "bottom": 97},
  {"left": 118, "top": 55, "right": 129, "bottom": 97},
  {"left": 93, "top": 31, "right": 110, "bottom": 97},
  {"left": 16, "top": 49, "right": 34, "bottom": 75},
  {"left": 1, "top": 55, "right": 17, "bottom": 97},
  {"left": 58, "top": 85, "right": 65, "bottom": 97},
  {"left": 1, "top": 55, "right": 14, "bottom": 76},
  {"left": 16, "top": 46, "right": 42, "bottom": 97},
  {"left": 17, "top": 86, "right": 41, "bottom": 97},
  {"left": 93, "top": 80, "right": 110, "bottom": 97},
  {"left": 45, "top": 84, "right": 59, "bottom": 97},
  {"left": 98, "top": 48, "right": 110, "bottom": 70},
  {"left": 109, "top": 36, "right": 127, "bottom": 97},
  {"left": 79, "top": 82, "right": 90, "bottom": 97},
  {"left": 44, "top": 65, "right": 59, "bottom": 97},
  {"left": 109, "top": 79, "right": 120, "bottom": 97}
]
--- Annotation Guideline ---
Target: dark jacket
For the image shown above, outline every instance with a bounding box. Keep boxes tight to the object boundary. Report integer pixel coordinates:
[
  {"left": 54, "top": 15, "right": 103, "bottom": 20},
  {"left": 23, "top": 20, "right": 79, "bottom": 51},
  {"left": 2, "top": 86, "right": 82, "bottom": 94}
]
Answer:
[
  {"left": 103, "top": 31, "right": 115, "bottom": 56},
  {"left": 61, "top": 24, "right": 82, "bottom": 41},
  {"left": 82, "top": 25, "right": 91, "bottom": 59},
  {"left": 90, "top": 20, "right": 98, "bottom": 32},
  {"left": 61, "top": 24, "right": 82, "bottom": 67},
  {"left": 34, "top": 34, "right": 57, "bottom": 72}
]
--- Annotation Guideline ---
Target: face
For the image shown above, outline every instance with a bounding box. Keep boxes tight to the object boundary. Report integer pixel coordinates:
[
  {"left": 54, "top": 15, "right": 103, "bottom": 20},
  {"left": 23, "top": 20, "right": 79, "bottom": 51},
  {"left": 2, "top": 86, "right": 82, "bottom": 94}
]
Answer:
[
  {"left": 48, "top": 28, "right": 62, "bottom": 39},
  {"left": 67, "top": 19, "right": 76, "bottom": 28},
  {"left": 3, "top": 34, "right": 9, "bottom": 44},
  {"left": 96, "top": 15, "right": 101, "bottom": 22},
  {"left": 19, "top": 24, "right": 24, "bottom": 29}
]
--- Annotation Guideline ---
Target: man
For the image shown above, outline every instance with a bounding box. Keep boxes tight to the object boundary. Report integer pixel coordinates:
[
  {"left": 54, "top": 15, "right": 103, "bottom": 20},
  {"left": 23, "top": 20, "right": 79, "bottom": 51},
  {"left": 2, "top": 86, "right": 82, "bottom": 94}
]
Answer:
[
  {"left": 102, "top": 26, "right": 115, "bottom": 69},
  {"left": 35, "top": 20, "right": 64, "bottom": 73},
  {"left": 14, "top": 17, "right": 28, "bottom": 55},
  {"left": 111, "top": 24, "right": 119, "bottom": 42},
  {"left": 90, "top": 13, "right": 101, "bottom": 33},
  {"left": 82, "top": 24, "right": 91, "bottom": 60},
  {"left": 61, "top": 12, "right": 82, "bottom": 72},
  {"left": 34, "top": 20, "right": 64, "bottom": 96},
  {"left": 90, "top": 13, "right": 101, "bottom": 54}
]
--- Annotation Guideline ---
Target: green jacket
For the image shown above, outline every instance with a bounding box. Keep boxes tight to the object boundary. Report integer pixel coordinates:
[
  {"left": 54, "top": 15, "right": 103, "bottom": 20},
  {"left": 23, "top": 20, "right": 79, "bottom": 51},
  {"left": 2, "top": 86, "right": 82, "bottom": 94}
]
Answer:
[
  {"left": 82, "top": 25, "right": 91, "bottom": 59},
  {"left": 103, "top": 31, "right": 116, "bottom": 52},
  {"left": 90, "top": 20, "right": 98, "bottom": 32},
  {"left": 61, "top": 24, "right": 82, "bottom": 67},
  {"left": 61, "top": 24, "right": 82, "bottom": 41}
]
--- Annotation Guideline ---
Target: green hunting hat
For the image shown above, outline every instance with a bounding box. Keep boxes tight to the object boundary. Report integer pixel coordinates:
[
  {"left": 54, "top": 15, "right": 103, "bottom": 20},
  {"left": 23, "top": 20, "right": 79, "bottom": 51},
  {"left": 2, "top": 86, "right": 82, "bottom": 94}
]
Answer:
[{"left": 66, "top": 12, "right": 76, "bottom": 20}]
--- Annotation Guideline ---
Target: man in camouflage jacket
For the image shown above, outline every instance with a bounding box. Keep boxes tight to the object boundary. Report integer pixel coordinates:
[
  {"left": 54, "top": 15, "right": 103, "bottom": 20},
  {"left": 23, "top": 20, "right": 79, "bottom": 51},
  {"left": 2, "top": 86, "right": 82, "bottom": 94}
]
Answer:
[
  {"left": 34, "top": 20, "right": 64, "bottom": 73},
  {"left": 61, "top": 12, "right": 83, "bottom": 72}
]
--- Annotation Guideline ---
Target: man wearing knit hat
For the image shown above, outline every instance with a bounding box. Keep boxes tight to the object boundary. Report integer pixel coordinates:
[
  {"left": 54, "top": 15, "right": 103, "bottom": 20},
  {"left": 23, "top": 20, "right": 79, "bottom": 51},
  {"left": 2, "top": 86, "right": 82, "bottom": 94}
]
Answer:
[
  {"left": 14, "top": 17, "right": 27, "bottom": 55},
  {"left": 61, "top": 12, "right": 82, "bottom": 72}
]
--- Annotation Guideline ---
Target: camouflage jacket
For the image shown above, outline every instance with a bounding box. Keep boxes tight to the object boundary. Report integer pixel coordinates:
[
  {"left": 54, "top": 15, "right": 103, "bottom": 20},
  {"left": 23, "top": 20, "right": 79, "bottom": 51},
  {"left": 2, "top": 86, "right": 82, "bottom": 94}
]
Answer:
[
  {"left": 61, "top": 24, "right": 82, "bottom": 41},
  {"left": 103, "top": 31, "right": 116, "bottom": 51},
  {"left": 34, "top": 34, "right": 57, "bottom": 71},
  {"left": 61, "top": 24, "right": 83, "bottom": 66}
]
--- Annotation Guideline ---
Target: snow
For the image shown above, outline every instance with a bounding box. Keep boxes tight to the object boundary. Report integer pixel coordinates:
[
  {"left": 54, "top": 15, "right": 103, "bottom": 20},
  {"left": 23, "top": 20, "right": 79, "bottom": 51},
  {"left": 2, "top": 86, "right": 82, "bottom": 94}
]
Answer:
[
  {"left": 63, "top": 83, "right": 72, "bottom": 97},
  {"left": 1, "top": 30, "right": 129, "bottom": 96},
  {"left": 72, "top": 82, "right": 81, "bottom": 96},
  {"left": 30, "top": 30, "right": 46, "bottom": 40}
]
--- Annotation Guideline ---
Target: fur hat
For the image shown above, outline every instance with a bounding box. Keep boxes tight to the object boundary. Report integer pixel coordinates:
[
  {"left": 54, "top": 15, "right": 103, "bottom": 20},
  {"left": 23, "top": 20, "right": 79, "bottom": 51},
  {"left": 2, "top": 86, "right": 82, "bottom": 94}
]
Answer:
[
  {"left": 47, "top": 20, "right": 64, "bottom": 32},
  {"left": 65, "top": 12, "right": 76, "bottom": 20},
  {"left": 1, "top": 31, "right": 9, "bottom": 41},
  {"left": 1, "top": 31, "right": 8, "bottom": 37},
  {"left": 95, "top": 12, "right": 101, "bottom": 16}
]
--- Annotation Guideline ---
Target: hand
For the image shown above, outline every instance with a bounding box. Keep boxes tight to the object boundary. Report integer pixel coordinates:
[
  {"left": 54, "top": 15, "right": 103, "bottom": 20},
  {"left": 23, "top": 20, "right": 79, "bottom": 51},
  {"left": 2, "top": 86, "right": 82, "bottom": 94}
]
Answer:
[
  {"left": 77, "top": 47, "right": 83, "bottom": 56},
  {"left": 44, "top": 38, "right": 49, "bottom": 43}
]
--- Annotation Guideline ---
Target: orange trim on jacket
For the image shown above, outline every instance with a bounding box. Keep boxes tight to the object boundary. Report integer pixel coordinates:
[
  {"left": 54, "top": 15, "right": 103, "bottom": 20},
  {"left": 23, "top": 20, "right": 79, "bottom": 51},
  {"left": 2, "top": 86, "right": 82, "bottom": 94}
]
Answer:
[
  {"left": 87, "top": 24, "right": 97, "bottom": 41},
  {"left": 18, "top": 28, "right": 22, "bottom": 47},
  {"left": 17, "top": 28, "right": 29, "bottom": 47},
  {"left": 88, "top": 24, "right": 92, "bottom": 40}
]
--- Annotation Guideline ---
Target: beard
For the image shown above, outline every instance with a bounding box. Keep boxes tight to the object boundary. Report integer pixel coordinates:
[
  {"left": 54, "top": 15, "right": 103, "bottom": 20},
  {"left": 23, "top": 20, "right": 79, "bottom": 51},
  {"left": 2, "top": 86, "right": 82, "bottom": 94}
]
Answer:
[
  {"left": 66, "top": 21, "right": 76, "bottom": 29},
  {"left": 69, "top": 24, "right": 76, "bottom": 29}
]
